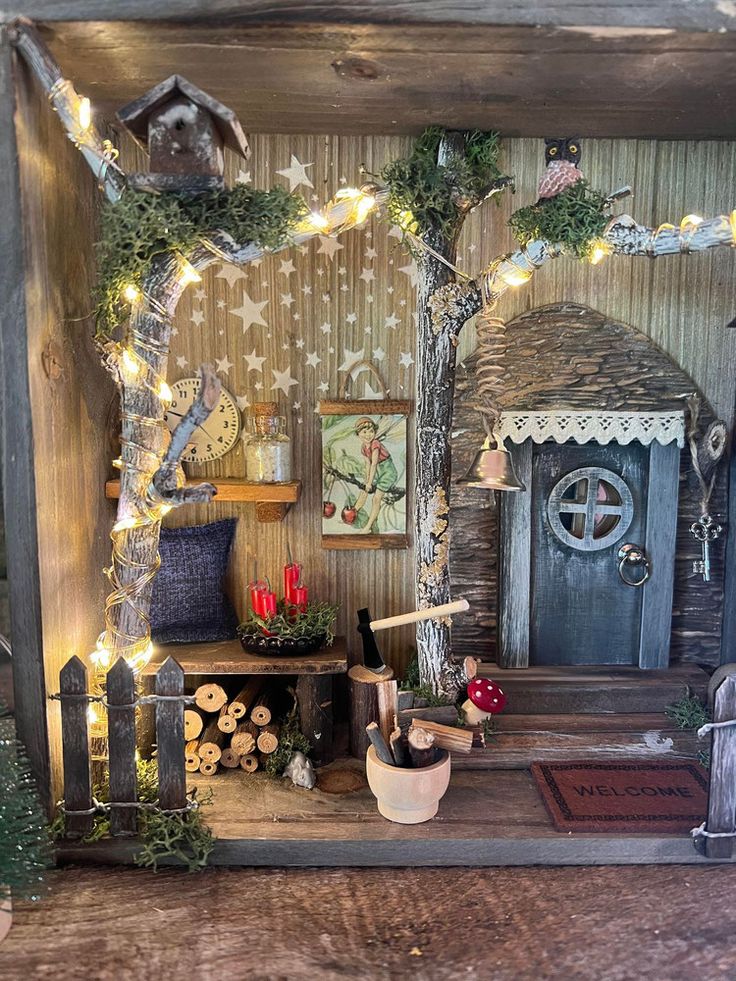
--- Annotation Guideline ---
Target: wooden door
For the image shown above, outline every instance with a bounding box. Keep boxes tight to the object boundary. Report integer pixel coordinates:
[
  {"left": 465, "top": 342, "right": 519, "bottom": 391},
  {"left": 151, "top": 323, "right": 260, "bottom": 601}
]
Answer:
[{"left": 499, "top": 439, "right": 680, "bottom": 669}]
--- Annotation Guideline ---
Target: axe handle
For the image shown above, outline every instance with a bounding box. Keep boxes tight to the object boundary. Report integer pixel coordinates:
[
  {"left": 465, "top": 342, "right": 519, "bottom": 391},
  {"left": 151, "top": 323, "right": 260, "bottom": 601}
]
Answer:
[{"left": 369, "top": 599, "right": 469, "bottom": 633}]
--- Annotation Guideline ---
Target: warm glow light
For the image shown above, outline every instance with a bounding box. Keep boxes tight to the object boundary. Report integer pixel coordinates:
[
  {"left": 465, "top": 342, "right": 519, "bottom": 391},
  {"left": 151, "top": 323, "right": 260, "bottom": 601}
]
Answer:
[
  {"left": 78, "top": 96, "right": 91, "bottom": 131},
  {"left": 179, "top": 257, "right": 202, "bottom": 286},
  {"left": 158, "top": 380, "right": 173, "bottom": 403},
  {"left": 122, "top": 284, "right": 140, "bottom": 303},
  {"left": 731, "top": 210, "right": 736, "bottom": 243},
  {"left": 159, "top": 503, "right": 174, "bottom": 517},
  {"left": 681, "top": 214, "right": 704, "bottom": 228},
  {"left": 354, "top": 194, "right": 376, "bottom": 226},
  {"left": 308, "top": 211, "right": 330, "bottom": 231},
  {"left": 500, "top": 265, "right": 532, "bottom": 287},
  {"left": 113, "top": 516, "right": 139, "bottom": 533},
  {"left": 397, "top": 209, "right": 418, "bottom": 234},
  {"left": 87, "top": 703, "right": 98, "bottom": 724},
  {"left": 335, "top": 187, "right": 362, "bottom": 200},
  {"left": 589, "top": 240, "right": 611, "bottom": 266},
  {"left": 121, "top": 349, "right": 140, "bottom": 376}
]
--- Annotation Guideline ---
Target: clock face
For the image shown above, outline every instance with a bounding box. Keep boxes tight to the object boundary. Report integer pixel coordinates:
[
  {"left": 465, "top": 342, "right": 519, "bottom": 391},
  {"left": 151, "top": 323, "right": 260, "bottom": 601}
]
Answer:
[{"left": 164, "top": 377, "right": 241, "bottom": 464}]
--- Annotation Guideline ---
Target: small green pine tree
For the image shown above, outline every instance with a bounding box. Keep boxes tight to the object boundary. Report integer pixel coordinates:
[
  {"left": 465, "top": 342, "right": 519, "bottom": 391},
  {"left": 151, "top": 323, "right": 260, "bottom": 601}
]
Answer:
[{"left": 0, "top": 703, "right": 51, "bottom": 900}]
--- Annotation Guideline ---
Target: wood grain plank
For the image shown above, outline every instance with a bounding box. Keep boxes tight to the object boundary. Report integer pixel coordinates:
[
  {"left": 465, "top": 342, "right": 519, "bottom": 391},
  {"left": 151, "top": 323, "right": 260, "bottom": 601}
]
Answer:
[
  {"left": 640, "top": 441, "right": 680, "bottom": 668},
  {"left": 155, "top": 656, "right": 186, "bottom": 811},
  {"left": 106, "top": 478, "right": 302, "bottom": 503},
  {"left": 704, "top": 675, "right": 736, "bottom": 859},
  {"left": 107, "top": 658, "right": 137, "bottom": 836},
  {"left": 142, "top": 637, "right": 348, "bottom": 676},
  {"left": 295, "top": 674, "right": 334, "bottom": 765},
  {"left": 498, "top": 441, "right": 532, "bottom": 668},
  {"left": 59, "top": 656, "right": 93, "bottom": 838}
]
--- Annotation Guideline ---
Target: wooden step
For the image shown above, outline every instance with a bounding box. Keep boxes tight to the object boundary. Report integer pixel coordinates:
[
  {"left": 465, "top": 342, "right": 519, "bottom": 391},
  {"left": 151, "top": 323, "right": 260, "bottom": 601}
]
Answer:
[
  {"left": 477, "top": 663, "right": 707, "bottom": 715},
  {"left": 455, "top": 713, "right": 702, "bottom": 770}
]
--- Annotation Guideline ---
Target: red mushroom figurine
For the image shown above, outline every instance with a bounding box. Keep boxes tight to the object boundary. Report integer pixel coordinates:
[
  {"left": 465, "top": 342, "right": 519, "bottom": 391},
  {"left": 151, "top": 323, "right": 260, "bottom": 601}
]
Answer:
[{"left": 462, "top": 677, "right": 507, "bottom": 725}]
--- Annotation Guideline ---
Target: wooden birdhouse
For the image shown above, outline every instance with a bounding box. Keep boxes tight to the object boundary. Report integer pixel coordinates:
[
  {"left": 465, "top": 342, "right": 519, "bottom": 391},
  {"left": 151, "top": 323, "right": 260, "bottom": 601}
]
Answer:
[{"left": 116, "top": 74, "right": 250, "bottom": 192}]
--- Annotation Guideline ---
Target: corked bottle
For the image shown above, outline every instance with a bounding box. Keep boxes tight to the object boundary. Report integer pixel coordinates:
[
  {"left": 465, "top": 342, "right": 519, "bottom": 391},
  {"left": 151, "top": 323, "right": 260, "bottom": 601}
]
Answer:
[{"left": 244, "top": 401, "right": 292, "bottom": 483}]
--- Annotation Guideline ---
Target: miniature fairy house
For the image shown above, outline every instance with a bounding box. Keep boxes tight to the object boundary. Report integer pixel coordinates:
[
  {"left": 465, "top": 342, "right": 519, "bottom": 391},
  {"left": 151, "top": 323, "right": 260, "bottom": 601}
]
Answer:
[
  {"left": 116, "top": 74, "right": 250, "bottom": 192},
  {"left": 451, "top": 302, "right": 727, "bottom": 669}
]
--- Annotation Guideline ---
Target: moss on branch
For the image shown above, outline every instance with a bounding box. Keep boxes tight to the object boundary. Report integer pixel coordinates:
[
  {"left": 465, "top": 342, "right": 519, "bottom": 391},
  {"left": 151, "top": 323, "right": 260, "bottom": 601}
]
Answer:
[{"left": 508, "top": 181, "right": 609, "bottom": 258}]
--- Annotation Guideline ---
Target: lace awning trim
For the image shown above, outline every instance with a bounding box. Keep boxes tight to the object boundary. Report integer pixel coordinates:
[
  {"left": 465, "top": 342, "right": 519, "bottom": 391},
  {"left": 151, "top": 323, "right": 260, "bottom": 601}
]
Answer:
[{"left": 498, "top": 409, "right": 685, "bottom": 447}]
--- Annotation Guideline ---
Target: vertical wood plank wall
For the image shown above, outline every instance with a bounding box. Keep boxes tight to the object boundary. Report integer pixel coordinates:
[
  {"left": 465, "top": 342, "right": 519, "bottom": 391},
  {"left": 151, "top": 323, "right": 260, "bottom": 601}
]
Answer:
[{"left": 15, "top": 67, "right": 116, "bottom": 803}]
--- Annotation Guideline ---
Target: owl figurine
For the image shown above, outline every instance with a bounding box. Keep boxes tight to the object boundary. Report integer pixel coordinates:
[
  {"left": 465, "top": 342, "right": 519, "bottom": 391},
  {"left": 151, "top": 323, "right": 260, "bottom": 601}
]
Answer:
[{"left": 537, "top": 137, "right": 584, "bottom": 201}]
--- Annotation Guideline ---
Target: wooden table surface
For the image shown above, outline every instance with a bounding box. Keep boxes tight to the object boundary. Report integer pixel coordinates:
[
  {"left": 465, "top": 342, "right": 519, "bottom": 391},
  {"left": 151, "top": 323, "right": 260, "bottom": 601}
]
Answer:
[{"left": 141, "top": 636, "right": 347, "bottom": 676}]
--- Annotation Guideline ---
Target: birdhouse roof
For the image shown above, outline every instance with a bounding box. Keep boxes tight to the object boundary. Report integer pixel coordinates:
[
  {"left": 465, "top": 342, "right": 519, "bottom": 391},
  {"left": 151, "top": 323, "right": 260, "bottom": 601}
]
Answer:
[{"left": 116, "top": 74, "right": 250, "bottom": 159}]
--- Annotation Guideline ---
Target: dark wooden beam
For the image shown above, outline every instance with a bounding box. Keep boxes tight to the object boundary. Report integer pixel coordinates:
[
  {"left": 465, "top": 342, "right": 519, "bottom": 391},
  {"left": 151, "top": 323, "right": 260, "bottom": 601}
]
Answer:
[
  {"left": 0, "top": 30, "right": 51, "bottom": 810},
  {"left": 30, "top": 20, "right": 736, "bottom": 138},
  {"left": 12, "top": 1, "right": 736, "bottom": 32}
]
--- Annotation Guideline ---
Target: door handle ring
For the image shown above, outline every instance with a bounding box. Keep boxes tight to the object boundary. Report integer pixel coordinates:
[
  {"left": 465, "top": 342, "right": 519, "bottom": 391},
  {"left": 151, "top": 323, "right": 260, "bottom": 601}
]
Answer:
[{"left": 617, "top": 543, "right": 650, "bottom": 587}]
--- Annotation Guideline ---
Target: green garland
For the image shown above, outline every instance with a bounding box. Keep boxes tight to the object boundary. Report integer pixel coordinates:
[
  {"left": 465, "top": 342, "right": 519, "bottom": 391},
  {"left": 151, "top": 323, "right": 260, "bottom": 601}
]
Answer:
[
  {"left": 238, "top": 600, "right": 338, "bottom": 646},
  {"left": 379, "top": 127, "right": 510, "bottom": 240},
  {"left": 508, "top": 180, "right": 609, "bottom": 259},
  {"left": 95, "top": 184, "right": 308, "bottom": 336}
]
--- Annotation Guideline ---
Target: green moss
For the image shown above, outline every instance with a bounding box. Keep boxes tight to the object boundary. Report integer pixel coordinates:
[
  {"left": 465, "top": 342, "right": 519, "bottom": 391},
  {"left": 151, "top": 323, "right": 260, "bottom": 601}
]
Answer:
[
  {"left": 379, "top": 127, "right": 510, "bottom": 241},
  {"left": 665, "top": 692, "right": 710, "bottom": 731},
  {"left": 238, "top": 600, "right": 338, "bottom": 646},
  {"left": 263, "top": 712, "right": 312, "bottom": 778},
  {"left": 508, "top": 180, "right": 609, "bottom": 258},
  {"left": 95, "top": 184, "right": 307, "bottom": 336}
]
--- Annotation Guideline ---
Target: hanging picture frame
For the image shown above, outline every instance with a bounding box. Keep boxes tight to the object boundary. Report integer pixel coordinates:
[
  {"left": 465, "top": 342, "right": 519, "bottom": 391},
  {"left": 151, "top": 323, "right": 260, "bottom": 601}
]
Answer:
[{"left": 319, "top": 362, "right": 411, "bottom": 550}]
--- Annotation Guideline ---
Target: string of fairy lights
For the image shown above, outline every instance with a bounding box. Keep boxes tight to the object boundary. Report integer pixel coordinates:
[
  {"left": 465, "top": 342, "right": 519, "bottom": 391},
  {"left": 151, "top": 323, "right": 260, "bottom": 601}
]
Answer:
[{"left": 46, "top": 76, "right": 736, "bottom": 680}]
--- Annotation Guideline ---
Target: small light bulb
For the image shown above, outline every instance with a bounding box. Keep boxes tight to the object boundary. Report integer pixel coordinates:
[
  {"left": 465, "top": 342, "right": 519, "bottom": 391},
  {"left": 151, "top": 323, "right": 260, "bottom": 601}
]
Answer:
[
  {"left": 78, "top": 97, "right": 92, "bottom": 131},
  {"left": 158, "top": 380, "right": 173, "bottom": 403},
  {"left": 681, "top": 214, "right": 704, "bottom": 228},
  {"left": 354, "top": 194, "right": 376, "bottom": 226},
  {"left": 159, "top": 503, "right": 174, "bottom": 517},
  {"left": 179, "top": 258, "right": 201, "bottom": 286},
  {"left": 397, "top": 209, "right": 418, "bottom": 234},
  {"left": 87, "top": 704, "right": 98, "bottom": 724},
  {"left": 501, "top": 266, "right": 532, "bottom": 287},
  {"left": 308, "top": 211, "right": 329, "bottom": 231},
  {"left": 122, "top": 284, "right": 140, "bottom": 303},
  {"left": 113, "top": 516, "right": 138, "bottom": 533},
  {"left": 121, "top": 349, "right": 140, "bottom": 376},
  {"left": 335, "top": 187, "right": 362, "bottom": 200},
  {"left": 589, "top": 240, "right": 611, "bottom": 266}
]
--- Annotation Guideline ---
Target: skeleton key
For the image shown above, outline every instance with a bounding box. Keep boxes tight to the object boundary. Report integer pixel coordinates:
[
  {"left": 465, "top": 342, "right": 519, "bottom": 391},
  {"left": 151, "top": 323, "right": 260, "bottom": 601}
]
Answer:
[{"left": 690, "top": 514, "right": 722, "bottom": 582}]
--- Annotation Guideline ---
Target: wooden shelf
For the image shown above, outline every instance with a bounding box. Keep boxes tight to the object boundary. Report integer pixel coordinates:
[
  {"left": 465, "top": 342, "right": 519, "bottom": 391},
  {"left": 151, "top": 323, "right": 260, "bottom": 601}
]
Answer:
[
  {"left": 141, "top": 637, "right": 347, "bottom": 676},
  {"left": 105, "top": 478, "right": 301, "bottom": 522}
]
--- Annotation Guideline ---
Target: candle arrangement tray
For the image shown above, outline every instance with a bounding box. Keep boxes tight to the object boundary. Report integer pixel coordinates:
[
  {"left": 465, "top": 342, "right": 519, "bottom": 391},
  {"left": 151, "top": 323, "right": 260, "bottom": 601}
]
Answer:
[{"left": 238, "top": 631, "right": 328, "bottom": 658}]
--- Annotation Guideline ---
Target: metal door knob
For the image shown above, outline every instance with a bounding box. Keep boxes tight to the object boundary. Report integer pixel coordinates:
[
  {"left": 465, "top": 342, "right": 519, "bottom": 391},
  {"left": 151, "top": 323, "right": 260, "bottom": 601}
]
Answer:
[{"left": 617, "top": 543, "right": 651, "bottom": 587}]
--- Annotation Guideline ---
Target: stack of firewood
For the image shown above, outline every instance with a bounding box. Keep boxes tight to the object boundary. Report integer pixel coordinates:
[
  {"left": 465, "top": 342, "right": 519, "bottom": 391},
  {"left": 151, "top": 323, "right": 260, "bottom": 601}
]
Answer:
[{"left": 183, "top": 679, "right": 286, "bottom": 776}]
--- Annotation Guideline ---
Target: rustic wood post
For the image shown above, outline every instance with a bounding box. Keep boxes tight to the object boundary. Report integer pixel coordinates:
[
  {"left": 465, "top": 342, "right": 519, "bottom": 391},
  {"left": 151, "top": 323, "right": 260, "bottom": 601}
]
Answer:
[
  {"left": 59, "top": 656, "right": 93, "bottom": 838},
  {"left": 155, "top": 656, "right": 186, "bottom": 811},
  {"left": 107, "top": 657, "right": 137, "bottom": 836},
  {"left": 296, "top": 674, "right": 334, "bottom": 766},
  {"left": 703, "top": 675, "right": 736, "bottom": 859}
]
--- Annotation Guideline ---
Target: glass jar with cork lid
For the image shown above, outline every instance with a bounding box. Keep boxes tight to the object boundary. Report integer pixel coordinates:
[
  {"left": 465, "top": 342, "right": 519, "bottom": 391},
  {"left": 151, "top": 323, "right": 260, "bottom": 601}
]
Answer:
[{"left": 244, "top": 402, "right": 292, "bottom": 483}]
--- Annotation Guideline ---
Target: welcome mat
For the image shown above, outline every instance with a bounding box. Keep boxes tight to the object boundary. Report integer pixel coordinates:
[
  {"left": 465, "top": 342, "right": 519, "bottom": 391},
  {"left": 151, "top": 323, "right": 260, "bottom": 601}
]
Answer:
[{"left": 531, "top": 760, "right": 709, "bottom": 833}]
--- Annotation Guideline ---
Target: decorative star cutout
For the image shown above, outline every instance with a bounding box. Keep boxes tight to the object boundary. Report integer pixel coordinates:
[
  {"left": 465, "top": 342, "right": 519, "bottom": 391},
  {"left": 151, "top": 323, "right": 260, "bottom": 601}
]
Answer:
[
  {"left": 194, "top": 288, "right": 206, "bottom": 301},
  {"left": 318, "top": 381, "right": 330, "bottom": 393},
  {"left": 384, "top": 313, "right": 400, "bottom": 330},
  {"left": 230, "top": 292, "right": 268, "bottom": 331},
  {"left": 320, "top": 322, "right": 332, "bottom": 335},
  {"left": 399, "top": 351, "right": 415, "bottom": 369},
  {"left": 372, "top": 347, "right": 386, "bottom": 362},
  {"left": 292, "top": 401, "right": 301, "bottom": 411},
  {"left": 216, "top": 264, "right": 246, "bottom": 289},
  {"left": 216, "top": 299, "right": 226, "bottom": 310},
  {"left": 215, "top": 355, "right": 234, "bottom": 375},
  {"left": 295, "top": 338, "right": 305, "bottom": 349},
  {"left": 317, "top": 236, "right": 344, "bottom": 260},
  {"left": 365, "top": 246, "right": 378, "bottom": 261},
  {"left": 305, "top": 351, "right": 321, "bottom": 368},
  {"left": 359, "top": 267, "right": 375, "bottom": 284},
  {"left": 243, "top": 349, "right": 266, "bottom": 373},
  {"left": 276, "top": 154, "right": 314, "bottom": 191},
  {"left": 366, "top": 296, "right": 374, "bottom": 305},
  {"left": 254, "top": 381, "right": 263, "bottom": 391},
  {"left": 176, "top": 355, "right": 189, "bottom": 369},
  {"left": 398, "top": 261, "right": 418, "bottom": 287},
  {"left": 301, "top": 284, "right": 313, "bottom": 296},
  {"left": 190, "top": 309, "right": 205, "bottom": 327},
  {"left": 346, "top": 312, "right": 358, "bottom": 324},
  {"left": 236, "top": 169, "right": 252, "bottom": 184},
  {"left": 280, "top": 293, "right": 295, "bottom": 307},
  {"left": 338, "top": 266, "right": 347, "bottom": 277},
  {"left": 236, "top": 394, "right": 250, "bottom": 411},
  {"left": 338, "top": 348, "right": 367, "bottom": 374},
  {"left": 271, "top": 366, "right": 299, "bottom": 397},
  {"left": 279, "top": 259, "right": 296, "bottom": 277},
  {"left": 321, "top": 293, "right": 331, "bottom": 303}
]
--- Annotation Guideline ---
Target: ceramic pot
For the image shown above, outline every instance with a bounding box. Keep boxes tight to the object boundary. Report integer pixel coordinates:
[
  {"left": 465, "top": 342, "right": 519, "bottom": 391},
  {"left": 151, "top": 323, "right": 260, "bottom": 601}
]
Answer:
[
  {"left": 366, "top": 746, "right": 451, "bottom": 824},
  {"left": 0, "top": 893, "right": 12, "bottom": 945}
]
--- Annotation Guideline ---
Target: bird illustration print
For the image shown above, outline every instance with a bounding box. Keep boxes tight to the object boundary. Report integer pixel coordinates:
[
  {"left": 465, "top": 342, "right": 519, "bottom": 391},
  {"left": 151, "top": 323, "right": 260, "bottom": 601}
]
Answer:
[{"left": 537, "top": 138, "right": 584, "bottom": 201}]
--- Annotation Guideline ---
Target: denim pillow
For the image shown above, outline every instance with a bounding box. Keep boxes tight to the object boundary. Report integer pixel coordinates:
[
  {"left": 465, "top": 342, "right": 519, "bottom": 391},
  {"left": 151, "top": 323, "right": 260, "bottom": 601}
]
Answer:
[{"left": 150, "top": 518, "right": 238, "bottom": 644}]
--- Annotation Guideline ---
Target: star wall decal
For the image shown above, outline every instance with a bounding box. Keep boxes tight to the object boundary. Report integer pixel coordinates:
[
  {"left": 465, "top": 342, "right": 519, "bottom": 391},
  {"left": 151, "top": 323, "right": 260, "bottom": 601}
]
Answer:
[
  {"left": 320, "top": 322, "right": 332, "bottom": 335},
  {"left": 305, "top": 351, "right": 321, "bottom": 368},
  {"left": 365, "top": 246, "right": 378, "bottom": 260},
  {"left": 398, "top": 261, "right": 418, "bottom": 287},
  {"left": 230, "top": 292, "right": 269, "bottom": 331},
  {"left": 215, "top": 355, "right": 234, "bottom": 375},
  {"left": 295, "top": 338, "right": 305, "bottom": 349},
  {"left": 279, "top": 259, "right": 296, "bottom": 277},
  {"left": 236, "top": 169, "right": 252, "bottom": 184},
  {"left": 280, "top": 293, "right": 295, "bottom": 307},
  {"left": 318, "top": 381, "right": 330, "bottom": 393},
  {"left": 276, "top": 154, "right": 314, "bottom": 191},
  {"left": 271, "top": 366, "right": 299, "bottom": 397},
  {"left": 176, "top": 355, "right": 188, "bottom": 369},
  {"left": 346, "top": 312, "right": 358, "bottom": 324},
  {"left": 216, "top": 264, "right": 246, "bottom": 289},
  {"left": 399, "top": 351, "right": 415, "bottom": 369},
  {"left": 384, "top": 313, "right": 400, "bottom": 330},
  {"left": 372, "top": 347, "right": 386, "bottom": 362},
  {"left": 235, "top": 394, "right": 250, "bottom": 411},
  {"left": 359, "top": 267, "right": 375, "bottom": 284},
  {"left": 243, "top": 349, "right": 266, "bottom": 373},
  {"left": 190, "top": 309, "right": 205, "bottom": 327},
  {"left": 338, "top": 348, "right": 367, "bottom": 373},
  {"left": 317, "top": 235, "right": 344, "bottom": 260}
]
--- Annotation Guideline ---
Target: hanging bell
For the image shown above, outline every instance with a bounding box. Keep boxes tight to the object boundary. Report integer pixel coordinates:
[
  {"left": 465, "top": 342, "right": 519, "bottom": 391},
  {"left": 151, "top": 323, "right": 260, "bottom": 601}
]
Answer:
[{"left": 457, "top": 438, "right": 526, "bottom": 492}]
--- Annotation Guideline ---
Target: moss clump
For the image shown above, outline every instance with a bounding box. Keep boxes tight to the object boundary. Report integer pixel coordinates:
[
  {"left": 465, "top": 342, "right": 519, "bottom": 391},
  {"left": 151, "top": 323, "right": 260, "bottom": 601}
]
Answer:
[
  {"left": 379, "top": 127, "right": 509, "bottom": 240},
  {"left": 665, "top": 692, "right": 710, "bottom": 731},
  {"left": 95, "top": 184, "right": 308, "bottom": 336},
  {"left": 238, "top": 600, "right": 338, "bottom": 647},
  {"left": 263, "top": 713, "right": 312, "bottom": 778},
  {"left": 508, "top": 180, "right": 609, "bottom": 258}
]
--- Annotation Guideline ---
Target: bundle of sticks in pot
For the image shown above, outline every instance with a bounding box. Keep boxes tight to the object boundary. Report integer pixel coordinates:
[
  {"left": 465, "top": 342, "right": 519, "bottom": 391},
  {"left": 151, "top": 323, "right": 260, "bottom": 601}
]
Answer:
[{"left": 356, "top": 599, "right": 475, "bottom": 768}]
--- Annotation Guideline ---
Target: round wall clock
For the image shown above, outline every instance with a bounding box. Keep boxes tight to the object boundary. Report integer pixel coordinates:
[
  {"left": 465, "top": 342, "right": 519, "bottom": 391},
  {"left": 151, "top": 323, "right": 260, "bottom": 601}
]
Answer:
[{"left": 164, "top": 377, "right": 241, "bottom": 463}]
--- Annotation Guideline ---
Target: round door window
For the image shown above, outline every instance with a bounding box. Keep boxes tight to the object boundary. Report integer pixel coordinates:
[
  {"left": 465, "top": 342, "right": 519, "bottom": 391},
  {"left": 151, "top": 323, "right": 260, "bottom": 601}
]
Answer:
[{"left": 547, "top": 467, "right": 634, "bottom": 552}]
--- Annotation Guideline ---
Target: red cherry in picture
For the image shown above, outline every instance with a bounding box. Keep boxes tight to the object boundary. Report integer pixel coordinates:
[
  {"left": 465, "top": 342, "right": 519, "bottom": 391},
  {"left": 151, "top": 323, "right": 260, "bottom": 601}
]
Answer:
[
  {"left": 342, "top": 506, "right": 357, "bottom": 525},
  {"left": 323, "top": 501, "right": 336, "bottom": 518}
]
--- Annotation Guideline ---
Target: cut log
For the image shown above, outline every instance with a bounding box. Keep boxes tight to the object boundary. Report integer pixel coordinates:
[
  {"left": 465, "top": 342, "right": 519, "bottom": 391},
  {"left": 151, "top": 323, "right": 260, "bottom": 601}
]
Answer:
[
  {"left": 240, "top": 753, "right": 259, "bottom": 773},
  {"left": 398, "top": 705, "right": 459, "bottom": 729},
  {"left": 184, "top": 707, "right": 206, "bottom": 741},
  {"left": 194, "top": 683, "right": 228, "bottom": 713},
  {"left": 217, "top": 706, "right": 238, "bottom": 735},
  {"left": 230, "top": 720, "right": 259, "bottom": 757},
  {"left": 295, "top": 674, "right": 334, "bottom": 767},
  {"left": 198, "top": 720, "right": 226, "bottom": 762},
  {"left": 185, "top": 739, "right": 201, "bottom": 772},
  {"left": 256, "top": 724, "right": 280, "bottom": 755},
  {"left": 366, "top": 721, "right": 394, "bottom": 765},
  {"left": 390, "top": 727, "right": 409, "bottom": 767},
  {"left": 376, "top": 679, "right": 398, "bottom": 748},
  {"left": 409, "top": 719, "right": 473, "bottom": 754},
  {"left": 250, "top": 687, "right": 279, "bottom": 726},
  {"left": 348, "top": 663, "right": 395, "bottom": 759},
  {"left": 198, "top": 760, "right": 218, "bottom": 776},
  {"left": 228, "top": 678, "right": 264, "bottom": 719},
  {"left": 408, "top": 727, "right": 436, "bottom": 768},
  {"left": 220, "top": 747, "right": 241, "bottom": 769},
  {"left": 397, "top": 690, "right": 415, "bottom": 711}
]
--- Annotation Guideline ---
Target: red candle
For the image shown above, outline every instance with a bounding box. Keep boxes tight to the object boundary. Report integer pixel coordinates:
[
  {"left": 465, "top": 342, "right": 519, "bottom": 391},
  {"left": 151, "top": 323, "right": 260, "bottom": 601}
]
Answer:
[
  {"left": 291, "top": 586, "right": 308, "bottom": 613},
  {"left": 284, "top": 562, "right": 301, "bottom": 603},
  {"left": 248, "top": 580, "right": 268, "bottom": 616},
  {"left": 262, "top": 590, "right": 277, "bottom": 619}
]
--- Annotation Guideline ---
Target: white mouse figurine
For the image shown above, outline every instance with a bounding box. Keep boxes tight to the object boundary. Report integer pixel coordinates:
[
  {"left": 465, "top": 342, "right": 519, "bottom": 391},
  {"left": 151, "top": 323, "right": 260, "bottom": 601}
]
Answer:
[{"left": 283, "top": 751, "right": 316, "bottom": 790}]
